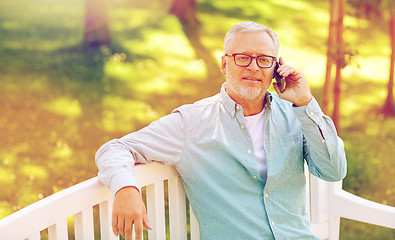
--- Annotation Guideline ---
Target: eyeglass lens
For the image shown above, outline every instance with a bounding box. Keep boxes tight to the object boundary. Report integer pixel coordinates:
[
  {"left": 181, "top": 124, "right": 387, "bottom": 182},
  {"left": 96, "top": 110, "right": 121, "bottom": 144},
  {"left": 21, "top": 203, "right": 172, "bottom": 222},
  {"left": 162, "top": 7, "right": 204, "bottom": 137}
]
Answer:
[{"left": 234, "top": 54, "right": 273, "bottom": 68}]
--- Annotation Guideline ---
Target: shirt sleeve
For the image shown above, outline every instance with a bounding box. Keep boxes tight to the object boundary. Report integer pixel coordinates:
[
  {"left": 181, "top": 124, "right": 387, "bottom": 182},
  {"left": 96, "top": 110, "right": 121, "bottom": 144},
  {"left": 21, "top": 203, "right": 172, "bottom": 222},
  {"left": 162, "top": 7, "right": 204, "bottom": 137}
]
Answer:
[
  {"left": 95, "top": 109, "right": 185, "bottom": 195},
  {"left": 293, "top": 97, "right": 347, "bottom": 182}
]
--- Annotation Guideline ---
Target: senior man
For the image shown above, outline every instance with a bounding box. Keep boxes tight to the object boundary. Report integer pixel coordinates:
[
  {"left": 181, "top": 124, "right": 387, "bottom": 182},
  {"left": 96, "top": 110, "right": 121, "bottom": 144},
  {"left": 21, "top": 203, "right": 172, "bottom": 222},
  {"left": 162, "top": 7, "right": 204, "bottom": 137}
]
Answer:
[{"left": 96, "top": 21, "right": 347, "bottom": 240}]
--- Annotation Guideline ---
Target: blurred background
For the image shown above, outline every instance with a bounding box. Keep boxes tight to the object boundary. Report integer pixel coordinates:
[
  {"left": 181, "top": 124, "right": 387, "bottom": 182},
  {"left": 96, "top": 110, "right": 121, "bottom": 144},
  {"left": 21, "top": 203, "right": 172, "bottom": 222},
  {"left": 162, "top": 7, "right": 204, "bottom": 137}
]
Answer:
[{"left": 0, "top": 0, "right": 394, "bottom": 238}]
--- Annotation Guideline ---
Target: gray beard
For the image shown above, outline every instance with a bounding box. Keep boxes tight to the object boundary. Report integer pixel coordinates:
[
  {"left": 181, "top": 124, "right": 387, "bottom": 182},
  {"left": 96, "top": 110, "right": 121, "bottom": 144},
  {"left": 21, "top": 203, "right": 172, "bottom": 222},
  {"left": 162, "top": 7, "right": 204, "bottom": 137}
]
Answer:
[{"left": 231, "top": 85, "right": 264, "bottom": 102}]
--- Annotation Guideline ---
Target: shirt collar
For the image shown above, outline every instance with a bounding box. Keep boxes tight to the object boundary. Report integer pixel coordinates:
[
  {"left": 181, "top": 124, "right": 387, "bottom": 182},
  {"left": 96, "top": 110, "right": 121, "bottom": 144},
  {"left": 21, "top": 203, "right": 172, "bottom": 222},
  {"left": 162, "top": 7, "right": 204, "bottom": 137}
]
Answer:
[{"left": 220, "top": 83, "right": 272, "bottom": 118}]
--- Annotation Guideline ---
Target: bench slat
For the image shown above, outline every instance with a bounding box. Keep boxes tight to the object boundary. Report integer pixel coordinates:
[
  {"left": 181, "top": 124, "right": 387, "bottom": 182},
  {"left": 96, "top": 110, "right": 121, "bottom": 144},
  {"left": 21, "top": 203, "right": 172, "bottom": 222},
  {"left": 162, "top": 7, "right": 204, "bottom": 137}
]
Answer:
[
  {"left": 146, "top": 182, "right": 166, "bottom": 240},
  {"left": 74, "top": 208, "right": 94, "bottom": 240},
  {"left": 48, "top": 220, "right": 68, "bottom": 240},
  {"left": 99, "top": 199, "right": 118, "bottom": 240},
  {"left": 168, "top": 176, "right": 187, "bottom": 239},
  {"left": 190, "top": 205, "right": 200, "bottom": 240}
]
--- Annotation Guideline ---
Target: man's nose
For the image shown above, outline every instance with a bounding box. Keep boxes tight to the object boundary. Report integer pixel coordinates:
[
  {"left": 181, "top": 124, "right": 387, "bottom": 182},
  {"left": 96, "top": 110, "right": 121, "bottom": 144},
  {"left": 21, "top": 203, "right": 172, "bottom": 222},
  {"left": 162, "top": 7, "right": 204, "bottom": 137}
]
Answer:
[{"left": 246, "top": 58, "right": 260, "bottom": 70}]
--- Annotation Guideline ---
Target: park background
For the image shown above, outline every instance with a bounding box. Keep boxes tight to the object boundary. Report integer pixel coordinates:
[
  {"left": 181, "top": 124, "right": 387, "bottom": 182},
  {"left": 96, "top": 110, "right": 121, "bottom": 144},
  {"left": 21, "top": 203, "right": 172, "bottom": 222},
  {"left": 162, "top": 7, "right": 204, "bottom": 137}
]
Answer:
[{"left": 0, "top": 0, "right": 394, "bottom": 239}]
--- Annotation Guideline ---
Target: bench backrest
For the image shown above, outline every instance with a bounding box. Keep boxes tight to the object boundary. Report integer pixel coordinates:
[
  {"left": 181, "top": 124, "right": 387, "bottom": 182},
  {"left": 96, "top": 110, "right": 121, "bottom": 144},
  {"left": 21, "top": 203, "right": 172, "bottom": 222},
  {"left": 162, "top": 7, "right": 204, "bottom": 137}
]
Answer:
[{"left": 0, "top": 162, "right": 394, "bottom": 240}]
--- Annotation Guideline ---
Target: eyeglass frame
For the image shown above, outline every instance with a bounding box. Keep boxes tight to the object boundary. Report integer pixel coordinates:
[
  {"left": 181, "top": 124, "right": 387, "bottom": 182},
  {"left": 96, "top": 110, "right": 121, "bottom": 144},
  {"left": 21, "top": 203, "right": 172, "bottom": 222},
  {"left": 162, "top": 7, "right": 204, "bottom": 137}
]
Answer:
[{"left": 224, "top": 53, "right": 277, "bottom": 68}]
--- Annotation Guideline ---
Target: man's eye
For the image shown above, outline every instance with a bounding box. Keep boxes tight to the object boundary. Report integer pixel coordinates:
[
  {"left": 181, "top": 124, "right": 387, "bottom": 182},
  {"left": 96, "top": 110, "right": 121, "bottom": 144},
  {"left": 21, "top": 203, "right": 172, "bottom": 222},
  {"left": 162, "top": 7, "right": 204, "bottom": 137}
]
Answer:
[
  {"left": 258, "top": 57, "right": 269, "bottom": 63},
  {"left": 237, "top": 56, "right": 250, "bottom": 61}
]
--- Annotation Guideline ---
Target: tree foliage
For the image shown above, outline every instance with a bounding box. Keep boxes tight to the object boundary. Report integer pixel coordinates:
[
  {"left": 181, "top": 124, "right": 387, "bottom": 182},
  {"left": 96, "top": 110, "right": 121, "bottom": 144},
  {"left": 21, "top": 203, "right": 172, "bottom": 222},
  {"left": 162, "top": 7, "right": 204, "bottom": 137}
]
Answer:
[{"left": 0, "top": 0, "right": 394, "bottom": 238}]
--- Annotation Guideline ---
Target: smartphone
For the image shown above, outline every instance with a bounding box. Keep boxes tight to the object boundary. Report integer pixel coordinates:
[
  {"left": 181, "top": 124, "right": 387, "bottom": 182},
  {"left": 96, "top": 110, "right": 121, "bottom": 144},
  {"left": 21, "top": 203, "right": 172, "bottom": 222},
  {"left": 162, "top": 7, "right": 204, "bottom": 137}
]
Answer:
[{"left": 273, "top": 62, "right": 285, "bottom": 93}]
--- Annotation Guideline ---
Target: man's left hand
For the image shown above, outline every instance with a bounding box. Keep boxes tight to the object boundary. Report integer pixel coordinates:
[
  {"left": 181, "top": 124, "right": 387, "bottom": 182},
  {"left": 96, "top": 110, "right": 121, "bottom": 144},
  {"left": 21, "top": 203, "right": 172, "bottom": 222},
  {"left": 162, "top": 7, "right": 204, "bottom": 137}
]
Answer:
[{"left": 273, "top": 57, "right": 312, "bottom": 107}]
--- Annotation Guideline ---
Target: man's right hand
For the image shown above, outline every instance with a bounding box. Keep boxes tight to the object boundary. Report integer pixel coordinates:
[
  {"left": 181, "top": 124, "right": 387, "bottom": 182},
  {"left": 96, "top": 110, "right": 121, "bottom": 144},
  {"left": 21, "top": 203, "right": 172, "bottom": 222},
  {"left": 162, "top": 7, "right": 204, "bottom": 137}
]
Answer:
[{"left": 112, "top": 186, "right": 152, "bottom": 240}]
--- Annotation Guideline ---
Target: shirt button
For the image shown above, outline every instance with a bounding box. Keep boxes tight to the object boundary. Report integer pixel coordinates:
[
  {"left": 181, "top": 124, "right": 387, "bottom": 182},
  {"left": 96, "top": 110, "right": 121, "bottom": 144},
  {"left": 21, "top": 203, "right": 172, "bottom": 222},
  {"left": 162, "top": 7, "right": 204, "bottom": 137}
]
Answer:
[
  {"left": 241, "top": 125, "right": 245, "bottom": 129},
  {"left": 271, "top": 221, "right": 275, "bottom": 226},
  {"left": 322, "top": 139, "right": 326, "bottom": 143},
  {"left": 236, "top": 106, "right": 240, "bottom": 110},
  {"left": 253, "top": 176, "right": 257, "bottom": 179},
  {"left": 309, "top": 112, "right": 315, "bottom": 117},
  {"left": 265, "top": 193, "right": 269, "bottom": 198},
  {"left": 248, "top": 149, "right": 252, "bottom": 154}
]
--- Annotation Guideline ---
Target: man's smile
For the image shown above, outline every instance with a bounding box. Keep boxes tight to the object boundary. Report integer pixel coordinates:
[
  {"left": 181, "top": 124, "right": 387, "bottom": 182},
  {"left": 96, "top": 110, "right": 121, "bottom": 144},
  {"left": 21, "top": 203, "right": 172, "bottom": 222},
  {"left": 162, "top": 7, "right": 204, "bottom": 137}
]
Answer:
[{"left": 242, "top": 77, "right": 262, "bottom": 82}]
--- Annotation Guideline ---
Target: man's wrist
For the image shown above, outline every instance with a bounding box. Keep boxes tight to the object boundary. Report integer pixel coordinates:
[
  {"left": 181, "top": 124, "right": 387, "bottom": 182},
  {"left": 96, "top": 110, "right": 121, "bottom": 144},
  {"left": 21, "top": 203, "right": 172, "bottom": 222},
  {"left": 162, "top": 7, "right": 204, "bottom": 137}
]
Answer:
[
  {"left": 116, "top": 186, "right": 140, "bottom": 196},
  {"left": 293, "top": 94, "right": 313, "bottom": 107}
]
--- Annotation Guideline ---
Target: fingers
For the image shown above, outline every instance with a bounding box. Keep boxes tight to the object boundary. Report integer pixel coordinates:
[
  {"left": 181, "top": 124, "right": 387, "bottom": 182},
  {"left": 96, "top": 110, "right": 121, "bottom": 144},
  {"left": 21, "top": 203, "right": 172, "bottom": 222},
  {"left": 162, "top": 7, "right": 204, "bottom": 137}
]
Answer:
[
  {"left": 143, "top": 213, "right": 152, "bottom": 230},
  {"left": 112, "top": 187, "right": 152, "bottom": 239},
  {"left": 134, "top": 207, "right": 151, "bottom": 240},
  {"left": 276, "top": 57, "right": 294, "bottom": 78},
  {"left": 134, "top": 218, "right": 144, "bottom": 240},
  {"left": 113, "top": 215, "right": 147, "bottom": 240},
  {"left": 125, "top": 219, "right": 134, "bottom": 240},
  {"left": 277, "top": 57, "right": 292, "bottom": 78},
  {"left": 279, "top": 56, "right": 285, "bottom": 65},
  {"left": 118, "top": 218, "right": 126, "bottom": 239},
  {"left": 277, "top": 65, "right": 298, "bottom": 80},
  {"left": 113, "top": 215, "right": 144, "bottom": 240}
]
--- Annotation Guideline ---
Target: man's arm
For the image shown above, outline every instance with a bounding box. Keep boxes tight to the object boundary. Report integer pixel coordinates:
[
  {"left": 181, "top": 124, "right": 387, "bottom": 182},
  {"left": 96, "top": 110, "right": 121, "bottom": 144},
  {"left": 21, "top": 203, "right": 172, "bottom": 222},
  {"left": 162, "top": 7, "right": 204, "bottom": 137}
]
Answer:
[
  {"left": 273, "top": 57, "right": 346, "bottom": 181},
  {"left": 95, "top": 110, "right": 185, "bottom": 239},
  {"left": 294, "top": 98, "right": 347, "bottom": 181}
]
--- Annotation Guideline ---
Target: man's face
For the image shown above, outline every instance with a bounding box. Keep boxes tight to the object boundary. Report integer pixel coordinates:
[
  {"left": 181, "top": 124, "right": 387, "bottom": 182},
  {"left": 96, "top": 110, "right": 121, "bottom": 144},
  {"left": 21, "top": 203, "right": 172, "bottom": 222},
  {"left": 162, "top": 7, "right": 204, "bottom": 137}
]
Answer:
[{"left": 221, "top": 31, "right": 276, "bottom": 104}]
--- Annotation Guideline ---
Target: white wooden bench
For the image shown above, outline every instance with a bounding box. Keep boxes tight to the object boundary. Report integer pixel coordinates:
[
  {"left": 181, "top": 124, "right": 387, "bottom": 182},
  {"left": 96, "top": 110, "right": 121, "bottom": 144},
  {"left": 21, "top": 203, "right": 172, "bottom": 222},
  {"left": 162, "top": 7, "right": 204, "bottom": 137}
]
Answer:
[{"left": 0, "top": 162, "right": 394, "bottom": 240}]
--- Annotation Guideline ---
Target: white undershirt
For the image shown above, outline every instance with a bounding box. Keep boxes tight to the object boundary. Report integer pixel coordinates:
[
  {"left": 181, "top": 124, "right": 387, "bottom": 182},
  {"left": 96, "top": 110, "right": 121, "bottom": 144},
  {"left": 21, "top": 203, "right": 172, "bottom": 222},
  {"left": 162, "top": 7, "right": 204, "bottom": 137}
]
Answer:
[{"left": 244, "top": 109, "right": 267, "bottom": 180}]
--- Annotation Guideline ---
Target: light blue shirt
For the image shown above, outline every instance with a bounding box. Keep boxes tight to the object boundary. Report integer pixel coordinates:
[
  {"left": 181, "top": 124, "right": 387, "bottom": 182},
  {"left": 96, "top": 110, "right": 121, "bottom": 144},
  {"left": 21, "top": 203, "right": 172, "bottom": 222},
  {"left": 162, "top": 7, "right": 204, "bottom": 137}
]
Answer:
[{"left": 96, "top": 84, "right": 347, "bottom": 239}]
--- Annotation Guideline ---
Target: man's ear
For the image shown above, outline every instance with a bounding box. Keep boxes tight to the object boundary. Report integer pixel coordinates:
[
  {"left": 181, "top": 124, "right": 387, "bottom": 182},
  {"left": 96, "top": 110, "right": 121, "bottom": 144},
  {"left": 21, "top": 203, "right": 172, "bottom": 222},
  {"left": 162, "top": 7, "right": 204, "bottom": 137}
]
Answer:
[{"left": 221, "top": 56, "right": 227, "bottom": 75}]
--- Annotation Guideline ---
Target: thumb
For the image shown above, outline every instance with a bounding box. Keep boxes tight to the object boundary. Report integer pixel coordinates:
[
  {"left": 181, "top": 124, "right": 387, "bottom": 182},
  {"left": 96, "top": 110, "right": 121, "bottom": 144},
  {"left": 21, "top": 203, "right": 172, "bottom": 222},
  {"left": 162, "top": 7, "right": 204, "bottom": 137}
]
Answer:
[{"left": 143, "top": 213, "right": 152, "bottom": 230}]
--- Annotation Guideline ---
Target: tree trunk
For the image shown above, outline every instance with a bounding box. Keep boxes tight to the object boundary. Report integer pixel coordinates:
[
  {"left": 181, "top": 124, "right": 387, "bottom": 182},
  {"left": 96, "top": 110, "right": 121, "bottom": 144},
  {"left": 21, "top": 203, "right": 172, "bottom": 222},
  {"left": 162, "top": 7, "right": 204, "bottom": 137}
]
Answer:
[
  {"left": 323, "top": 0, "right": 340, "bottom": 115},
  {"left": 382, "top": 11, "right": 395, "bottom": 116},
  {"left": 169, "top": 0, "right": 223, "bottom": 95},
  {"left": 169, "top": 0, "right": 199, "bottom": 25},
  {"left": 332, "top": 0, "right": 346, "bottom": 132},
  {"left": 84, "top": 0, "right": 110, "bottom": 47}
]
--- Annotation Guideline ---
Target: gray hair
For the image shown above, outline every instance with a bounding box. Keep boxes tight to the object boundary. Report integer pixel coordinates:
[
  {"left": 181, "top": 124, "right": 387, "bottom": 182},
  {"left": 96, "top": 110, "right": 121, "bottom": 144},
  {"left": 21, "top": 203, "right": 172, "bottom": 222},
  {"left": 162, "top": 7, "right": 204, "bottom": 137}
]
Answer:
[{"left": 223, "top": 21, "right": 279, "bottom": 56}]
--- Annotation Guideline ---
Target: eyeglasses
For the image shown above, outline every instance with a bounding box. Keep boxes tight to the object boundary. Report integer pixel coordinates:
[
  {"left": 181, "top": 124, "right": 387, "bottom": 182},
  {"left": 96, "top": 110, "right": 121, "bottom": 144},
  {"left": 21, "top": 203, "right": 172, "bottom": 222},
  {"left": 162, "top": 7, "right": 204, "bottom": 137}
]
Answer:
[{"left": 224, "top": 53, "right": 277, "bottom": 68}]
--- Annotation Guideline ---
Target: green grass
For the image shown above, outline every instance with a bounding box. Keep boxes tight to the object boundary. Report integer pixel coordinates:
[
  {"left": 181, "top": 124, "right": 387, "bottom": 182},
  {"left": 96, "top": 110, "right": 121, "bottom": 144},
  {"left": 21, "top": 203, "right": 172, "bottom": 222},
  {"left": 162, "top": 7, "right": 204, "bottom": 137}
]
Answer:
[{"left": 0, "top": 0, "right": 394, "bottom": 239}]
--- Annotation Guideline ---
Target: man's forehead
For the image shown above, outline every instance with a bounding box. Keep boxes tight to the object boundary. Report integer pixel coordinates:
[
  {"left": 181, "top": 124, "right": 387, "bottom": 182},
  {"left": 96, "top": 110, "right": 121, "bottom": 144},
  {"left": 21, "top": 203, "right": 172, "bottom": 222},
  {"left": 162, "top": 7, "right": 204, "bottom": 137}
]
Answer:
[{"left": 229, "top": 31, "right": 276, "bottom": 55}]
